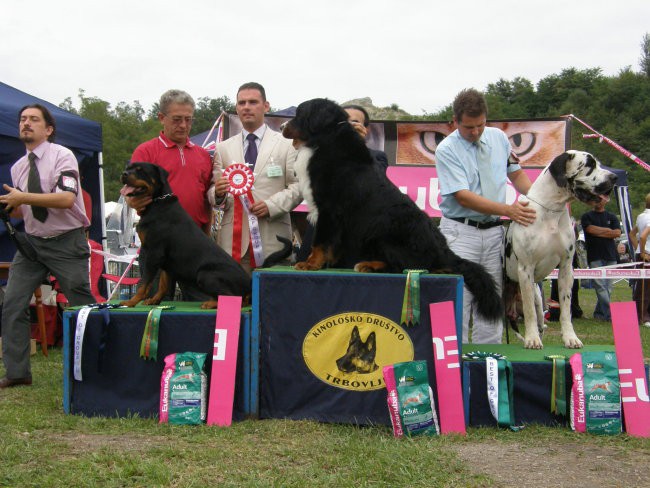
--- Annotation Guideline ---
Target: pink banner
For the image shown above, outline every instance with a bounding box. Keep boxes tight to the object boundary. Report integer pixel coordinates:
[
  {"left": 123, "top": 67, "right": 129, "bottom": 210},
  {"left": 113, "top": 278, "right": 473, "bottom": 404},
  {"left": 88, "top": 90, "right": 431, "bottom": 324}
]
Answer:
[
  {"left": 429, "top": 301, "right": 465, "bottom": 435},
  {"left": 206, "top": 295, "right": 243, "bottom": 427},
  {"left": 610, "top": 302, "right": 650, "bottom": 437}
]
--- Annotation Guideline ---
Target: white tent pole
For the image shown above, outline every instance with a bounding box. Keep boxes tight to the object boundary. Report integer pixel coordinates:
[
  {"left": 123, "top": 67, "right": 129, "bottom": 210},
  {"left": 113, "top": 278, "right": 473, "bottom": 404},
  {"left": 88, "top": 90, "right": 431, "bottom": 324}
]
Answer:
[{"left": 97, "top": 151, "right": 109, "bottom": 297}]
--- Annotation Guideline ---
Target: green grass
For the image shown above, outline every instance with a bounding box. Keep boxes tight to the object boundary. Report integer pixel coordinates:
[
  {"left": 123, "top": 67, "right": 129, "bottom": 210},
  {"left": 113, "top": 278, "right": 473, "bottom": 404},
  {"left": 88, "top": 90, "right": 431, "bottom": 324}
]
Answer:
[{"left": 0, "top": 281, "right": 648, "bottom": 487}]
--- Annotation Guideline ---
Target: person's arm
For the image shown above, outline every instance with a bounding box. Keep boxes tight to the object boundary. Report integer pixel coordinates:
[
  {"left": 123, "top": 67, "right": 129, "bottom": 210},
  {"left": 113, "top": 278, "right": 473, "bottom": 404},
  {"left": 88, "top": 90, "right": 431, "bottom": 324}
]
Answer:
[
  {"left": 640, "top": 225, "right": 650, "bottom": 261},
  {"left": 583, "top": 224, "right": 621, "bottom": 239},
  {"left": 629, "top": 225, "right": 639, "bottom": 250},
  {"left": 508, "top": 168, "right": 532, "bottom": 196},
  {"left": 454, "top": 189, "right": 535, "bottom": 226},
  {"left": 0, "top": 183, "right": 75, "bottom": 209}
]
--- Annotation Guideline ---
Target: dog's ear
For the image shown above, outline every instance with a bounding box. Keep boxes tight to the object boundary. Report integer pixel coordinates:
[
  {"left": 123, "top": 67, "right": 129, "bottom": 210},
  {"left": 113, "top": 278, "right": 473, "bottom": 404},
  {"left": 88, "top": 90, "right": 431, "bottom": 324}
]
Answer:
[
  {"left": 349, "top": 325, "right": 360, "bottom": 343},
  {"left": 548, "top": 152, "right": 573, "bottom": 188},
  {"left": 152, "top": 164, "right": 172, "bottom": 196},
  {"left": 365, "top": 332, "right": 376, "bottom": 351}
]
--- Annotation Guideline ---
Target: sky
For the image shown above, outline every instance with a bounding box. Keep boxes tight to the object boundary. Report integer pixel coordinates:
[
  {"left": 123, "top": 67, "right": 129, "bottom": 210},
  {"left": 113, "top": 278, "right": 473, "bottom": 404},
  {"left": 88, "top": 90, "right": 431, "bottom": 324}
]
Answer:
[{"left": 2, "top": 0, "right": 649, "bottom": 117}]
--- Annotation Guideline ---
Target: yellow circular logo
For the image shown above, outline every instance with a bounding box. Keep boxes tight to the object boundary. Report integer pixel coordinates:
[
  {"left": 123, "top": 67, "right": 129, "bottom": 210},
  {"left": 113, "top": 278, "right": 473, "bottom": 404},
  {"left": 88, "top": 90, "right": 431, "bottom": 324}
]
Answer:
[{"left": 303, "top": 312, "right": 414, "bottom": 391}]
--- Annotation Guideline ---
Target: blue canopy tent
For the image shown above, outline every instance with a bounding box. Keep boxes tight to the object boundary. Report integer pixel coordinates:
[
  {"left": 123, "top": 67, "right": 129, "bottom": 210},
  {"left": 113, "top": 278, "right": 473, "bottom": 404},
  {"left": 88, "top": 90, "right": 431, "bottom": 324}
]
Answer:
[{"left": 0, "top": 82, "right": 105, "bottom": 261}]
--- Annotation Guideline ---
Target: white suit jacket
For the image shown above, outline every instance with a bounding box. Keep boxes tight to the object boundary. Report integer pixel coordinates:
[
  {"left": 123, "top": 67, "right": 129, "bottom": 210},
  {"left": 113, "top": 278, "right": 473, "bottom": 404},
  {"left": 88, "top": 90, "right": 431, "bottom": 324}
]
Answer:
[{"left": 212, "top": 126, "right": 301, "bottom": 261}]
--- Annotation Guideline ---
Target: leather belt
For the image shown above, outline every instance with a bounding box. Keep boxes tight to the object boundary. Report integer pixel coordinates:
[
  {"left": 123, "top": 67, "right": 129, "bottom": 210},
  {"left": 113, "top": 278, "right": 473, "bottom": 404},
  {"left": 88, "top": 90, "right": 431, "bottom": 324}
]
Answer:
[
  {"left": 31, "top": 227, "right": 84, "bottom": 241},
  {"left": 449, "top": 217, "right": 503, "bottom": 230}
]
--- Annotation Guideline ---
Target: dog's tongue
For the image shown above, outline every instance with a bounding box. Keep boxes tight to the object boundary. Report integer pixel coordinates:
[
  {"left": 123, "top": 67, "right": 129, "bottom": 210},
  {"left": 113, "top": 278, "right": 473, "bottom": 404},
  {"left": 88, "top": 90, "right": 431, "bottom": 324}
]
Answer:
[
  {"left": 600, "top": 194, "right": 610, "bottom": 204},
  {"left": 120, "top": 184, "right": 137, "bottom": 197}
]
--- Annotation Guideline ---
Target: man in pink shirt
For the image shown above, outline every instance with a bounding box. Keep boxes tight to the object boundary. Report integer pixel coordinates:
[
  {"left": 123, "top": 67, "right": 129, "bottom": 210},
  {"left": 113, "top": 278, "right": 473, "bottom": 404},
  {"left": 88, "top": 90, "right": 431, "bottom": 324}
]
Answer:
[
  {"left": 0, "top": 104, "right": 95, "bottom": 388},
  {"left": 127, "top": 89, "right": 214, "bottom": 301}
]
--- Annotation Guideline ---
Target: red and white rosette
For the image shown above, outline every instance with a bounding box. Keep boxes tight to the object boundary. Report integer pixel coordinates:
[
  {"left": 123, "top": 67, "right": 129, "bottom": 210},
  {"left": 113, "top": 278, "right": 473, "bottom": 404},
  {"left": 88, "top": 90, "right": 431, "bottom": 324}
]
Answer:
[{"left": 222, "top": 163, "right": 264, "bottom": 267}]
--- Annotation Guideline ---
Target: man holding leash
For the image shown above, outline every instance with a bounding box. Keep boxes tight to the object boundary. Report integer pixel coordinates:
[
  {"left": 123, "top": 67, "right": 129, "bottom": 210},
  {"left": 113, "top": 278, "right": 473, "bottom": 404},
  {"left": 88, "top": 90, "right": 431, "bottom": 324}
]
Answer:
[
  {"left": 436, "top": 88, "right": 535, "bottom": 344},
  {"left": 0, "top": 104, "right": 95, "bottom": 388},
  {"left": 127, "top": 89, "right": 214, "bottom": 301},
  {"left": 211, "top": 82, "right": 301, "bottom": 274}
]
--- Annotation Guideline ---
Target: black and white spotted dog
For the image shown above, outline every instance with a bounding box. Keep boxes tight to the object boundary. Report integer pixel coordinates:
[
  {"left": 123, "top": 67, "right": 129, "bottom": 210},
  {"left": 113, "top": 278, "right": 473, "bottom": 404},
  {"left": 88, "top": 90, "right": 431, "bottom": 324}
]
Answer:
[{"left": 504, "top": 150, "right": 617, "bottom": 349}]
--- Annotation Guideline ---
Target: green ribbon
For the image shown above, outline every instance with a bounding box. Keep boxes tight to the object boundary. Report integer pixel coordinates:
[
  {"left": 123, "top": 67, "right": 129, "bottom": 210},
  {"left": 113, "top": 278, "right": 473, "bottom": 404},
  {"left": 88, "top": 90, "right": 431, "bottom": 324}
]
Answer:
[
  {"left": 462, "top": 351, "right": 507, "bottom": 361},
  {"left": 139, "top": 306, "right": 174, "bottom": 360},
  {"left": 544, "top": 355, "right": 567, "bottom": 417},
  {"left": 400, "top": 269, "right": 427, "bottom": 328}
]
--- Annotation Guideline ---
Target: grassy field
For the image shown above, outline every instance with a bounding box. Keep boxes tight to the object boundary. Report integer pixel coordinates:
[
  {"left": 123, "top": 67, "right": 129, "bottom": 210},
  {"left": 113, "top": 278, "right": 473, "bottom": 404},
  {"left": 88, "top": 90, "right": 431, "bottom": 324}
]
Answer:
[{"left": 0, "top": 281, "right": 649, "bottom": 487}]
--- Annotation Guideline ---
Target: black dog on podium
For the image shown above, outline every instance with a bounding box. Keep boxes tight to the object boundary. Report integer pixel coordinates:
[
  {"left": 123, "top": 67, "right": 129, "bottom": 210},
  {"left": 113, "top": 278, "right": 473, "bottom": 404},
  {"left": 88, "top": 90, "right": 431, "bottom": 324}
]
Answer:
[
  {"left": 119, "top": 162, "right": 251, "bottom": 309},
  {"left": 282, "top": 98, "right": 502, "bottom": 321}
]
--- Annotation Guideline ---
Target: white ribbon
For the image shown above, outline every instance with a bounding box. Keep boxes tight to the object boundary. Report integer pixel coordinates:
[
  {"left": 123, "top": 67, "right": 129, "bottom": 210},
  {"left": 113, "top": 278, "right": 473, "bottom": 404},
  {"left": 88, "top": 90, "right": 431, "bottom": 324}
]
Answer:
[
  {"left": 239, "top": 194, "right": 264, "bottom": 267},
  {"left": 73, "top": 306, "right": 93, "bottom": 381},
  {"left": 486, "top": 357, "right": 499, "bottom": 422}
]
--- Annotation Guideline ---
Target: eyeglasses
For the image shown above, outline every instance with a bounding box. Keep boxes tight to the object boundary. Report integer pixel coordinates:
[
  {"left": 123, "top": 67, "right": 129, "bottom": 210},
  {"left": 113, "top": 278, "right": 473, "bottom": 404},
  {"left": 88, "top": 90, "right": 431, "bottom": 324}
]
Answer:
[{"left": 164, "top": 115, "right": 195, "bottom": 125}]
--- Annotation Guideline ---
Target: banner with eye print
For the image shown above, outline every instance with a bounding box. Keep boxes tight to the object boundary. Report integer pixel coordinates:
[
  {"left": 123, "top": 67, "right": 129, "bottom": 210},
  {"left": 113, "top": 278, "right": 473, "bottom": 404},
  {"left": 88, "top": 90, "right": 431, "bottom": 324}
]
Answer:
[{"left": 216, "top": 114, "right": 569, "bottom": 217}]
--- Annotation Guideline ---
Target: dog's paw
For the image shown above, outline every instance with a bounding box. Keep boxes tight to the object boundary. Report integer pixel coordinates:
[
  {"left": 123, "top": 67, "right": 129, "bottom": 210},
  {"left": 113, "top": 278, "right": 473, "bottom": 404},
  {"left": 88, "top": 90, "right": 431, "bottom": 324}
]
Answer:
[
  {"left": 200, "top": 300, "right": 218, "bottom": 309},
  {"left": 143, "top": 297, "right": 162, "bottom": 306},
  {"left": 353, "top": 261, "right": 387, "bottom": 273},
  {"left": 563, "top": 334, "right": 584, "bottom": 349},
  {"left": 294, "top": 261, "right": 321, "bottom": 271},
  {"left": 119, "top": 299, "right": 138, "bottom": 307},
  {"left": 524, "top": 335, "right": 544, "bottom": 349}
]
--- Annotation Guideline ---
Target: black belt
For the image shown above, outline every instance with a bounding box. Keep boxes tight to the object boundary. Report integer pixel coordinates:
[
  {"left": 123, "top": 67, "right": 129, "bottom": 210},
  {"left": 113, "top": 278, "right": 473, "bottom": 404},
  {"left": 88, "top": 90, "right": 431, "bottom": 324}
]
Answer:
[
  {"left": 30, "top": 227, "right": 85, "bottom": 241},
  {"left": 449, "top": 217, "right": 503, "bottom": 230}
]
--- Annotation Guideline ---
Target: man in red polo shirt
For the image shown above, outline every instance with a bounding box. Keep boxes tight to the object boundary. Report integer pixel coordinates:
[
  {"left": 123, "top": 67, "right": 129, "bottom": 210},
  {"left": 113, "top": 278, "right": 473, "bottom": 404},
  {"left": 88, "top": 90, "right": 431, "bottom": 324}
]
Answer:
[{"left": 127, "top": 89, "right": 214, "bottom": 301}]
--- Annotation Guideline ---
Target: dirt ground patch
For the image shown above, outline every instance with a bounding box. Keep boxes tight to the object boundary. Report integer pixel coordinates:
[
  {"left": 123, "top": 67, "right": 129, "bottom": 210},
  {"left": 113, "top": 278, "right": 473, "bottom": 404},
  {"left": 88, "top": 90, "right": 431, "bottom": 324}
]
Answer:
[
  {"left": 454, "top": 441, "right": 650, "bottom": 488},
  {"left": 46, "top": 432, "right": 174, "bottom": 455}
]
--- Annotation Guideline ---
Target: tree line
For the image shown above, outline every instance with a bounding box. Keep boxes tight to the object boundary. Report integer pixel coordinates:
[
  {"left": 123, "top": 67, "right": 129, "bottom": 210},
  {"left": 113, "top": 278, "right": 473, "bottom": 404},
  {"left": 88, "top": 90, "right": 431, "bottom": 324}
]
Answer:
[{"left": 61, "top": 35, "right": 650, "bottom": 216}]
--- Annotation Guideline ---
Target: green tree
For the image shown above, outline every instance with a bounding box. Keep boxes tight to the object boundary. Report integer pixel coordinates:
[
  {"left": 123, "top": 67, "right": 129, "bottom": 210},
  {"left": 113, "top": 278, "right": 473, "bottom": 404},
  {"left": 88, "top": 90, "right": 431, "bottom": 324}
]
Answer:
[{"left": 640, "top": 32, "right": 650, "bottom": 77}]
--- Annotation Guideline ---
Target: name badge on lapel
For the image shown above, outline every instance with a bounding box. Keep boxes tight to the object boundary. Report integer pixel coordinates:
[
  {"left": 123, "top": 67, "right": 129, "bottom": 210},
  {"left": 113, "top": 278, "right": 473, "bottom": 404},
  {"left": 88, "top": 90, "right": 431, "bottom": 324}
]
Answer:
[{"left": 267, "top": 157, "right": 283, "bottom": 178}]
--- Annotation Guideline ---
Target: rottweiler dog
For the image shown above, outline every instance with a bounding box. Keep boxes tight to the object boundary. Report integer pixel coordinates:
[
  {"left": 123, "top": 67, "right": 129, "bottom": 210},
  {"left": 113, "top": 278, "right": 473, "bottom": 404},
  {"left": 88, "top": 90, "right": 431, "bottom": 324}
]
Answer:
[{"left": 119, "top": 162, "right": 251, "bottom": 309}]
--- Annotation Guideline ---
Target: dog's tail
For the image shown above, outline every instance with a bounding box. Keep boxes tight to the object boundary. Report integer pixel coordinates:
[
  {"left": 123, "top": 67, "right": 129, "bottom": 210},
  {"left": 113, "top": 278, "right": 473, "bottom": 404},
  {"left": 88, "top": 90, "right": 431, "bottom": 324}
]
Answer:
[
  {"left": 450, "top": 256, "right": 504, "bottom": 320},
  {"left": 261, "top": 236, "right": 293, "bottom": 268}
]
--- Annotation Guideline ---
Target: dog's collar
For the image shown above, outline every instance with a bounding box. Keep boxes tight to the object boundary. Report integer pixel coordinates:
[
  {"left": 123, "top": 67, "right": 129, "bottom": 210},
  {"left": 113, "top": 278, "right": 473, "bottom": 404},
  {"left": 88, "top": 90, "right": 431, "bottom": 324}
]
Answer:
[
  {"left": 526, "top": 195, "right": 565, "bottom": 213},
  {"left": 153, "top": 193, "right": 174, "bottom": 202}
]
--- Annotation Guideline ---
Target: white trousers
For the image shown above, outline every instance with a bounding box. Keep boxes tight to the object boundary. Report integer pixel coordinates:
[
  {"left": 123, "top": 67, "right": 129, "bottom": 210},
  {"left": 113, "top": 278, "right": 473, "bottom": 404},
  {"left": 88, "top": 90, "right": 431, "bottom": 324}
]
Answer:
[{"left": 439, "top": 217, "right": 504, "bottom": 344}]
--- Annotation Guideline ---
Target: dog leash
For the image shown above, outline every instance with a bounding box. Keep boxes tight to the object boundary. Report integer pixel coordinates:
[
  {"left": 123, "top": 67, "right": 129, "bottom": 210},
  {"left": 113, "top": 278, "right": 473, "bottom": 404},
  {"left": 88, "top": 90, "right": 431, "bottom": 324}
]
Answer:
[{"left": 523, "top": 194, "right": 566, "bottom": 214}]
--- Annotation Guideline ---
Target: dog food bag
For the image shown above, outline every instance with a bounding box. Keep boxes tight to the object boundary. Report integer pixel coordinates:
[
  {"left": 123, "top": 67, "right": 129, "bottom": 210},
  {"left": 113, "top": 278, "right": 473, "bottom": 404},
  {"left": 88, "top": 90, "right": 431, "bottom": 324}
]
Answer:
[
  {"left": 382, "top": 364, "right": 404, "bottom": 437},
  {"left": 582, "top": 351, "right": 621, "bottom": 435},
  {"left": 569, "top": 353, "right": 586, "bottom": 433},
  {"left": 383, "top": 360, "right": 439, "bottom": 437},
  {"left": 159, "top": 352, "right": 207, "bottom": 425}
]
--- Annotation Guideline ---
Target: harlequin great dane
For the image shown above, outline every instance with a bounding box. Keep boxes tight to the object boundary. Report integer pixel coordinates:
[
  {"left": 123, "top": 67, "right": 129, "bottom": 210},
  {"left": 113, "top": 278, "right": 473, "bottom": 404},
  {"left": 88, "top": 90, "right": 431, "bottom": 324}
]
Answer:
[{"left": 504, "top": 150, "right": 617, "bottom": 349}]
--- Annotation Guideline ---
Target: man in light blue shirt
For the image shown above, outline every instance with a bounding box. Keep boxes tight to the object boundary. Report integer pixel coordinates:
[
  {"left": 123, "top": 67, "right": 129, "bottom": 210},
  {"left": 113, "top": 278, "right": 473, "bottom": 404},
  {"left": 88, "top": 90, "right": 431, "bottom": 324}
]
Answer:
[{"left": 436, "top": 88, "right": 535, "bottom": 344}]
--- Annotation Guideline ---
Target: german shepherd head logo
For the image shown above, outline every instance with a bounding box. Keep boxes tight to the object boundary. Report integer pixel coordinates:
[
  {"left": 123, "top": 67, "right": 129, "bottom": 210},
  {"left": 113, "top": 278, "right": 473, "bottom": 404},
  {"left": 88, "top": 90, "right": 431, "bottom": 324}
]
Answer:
[{"left": 336, "top": 326, "right": 378, "bottom": 374}]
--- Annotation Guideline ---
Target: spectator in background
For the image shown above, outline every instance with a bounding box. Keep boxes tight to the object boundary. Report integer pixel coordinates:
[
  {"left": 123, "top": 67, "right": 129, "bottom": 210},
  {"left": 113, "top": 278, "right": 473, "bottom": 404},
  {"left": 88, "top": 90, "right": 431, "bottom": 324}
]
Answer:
[
  {"left": 629, "top": 193, "right": 650, "bottom": 327},
  {"left": 581, "top": 200, "right": 621, "bottom": 321},
  {"left": 342, "top": 104, "right": 388, "bottom": 173}
]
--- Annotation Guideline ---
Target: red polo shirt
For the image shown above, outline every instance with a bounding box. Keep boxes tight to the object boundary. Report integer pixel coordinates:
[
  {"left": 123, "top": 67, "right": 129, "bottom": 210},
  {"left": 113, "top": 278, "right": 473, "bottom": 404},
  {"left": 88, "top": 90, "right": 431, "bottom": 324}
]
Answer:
[{"left": 131, "top": 132, "right": 213, "bottom": 228}]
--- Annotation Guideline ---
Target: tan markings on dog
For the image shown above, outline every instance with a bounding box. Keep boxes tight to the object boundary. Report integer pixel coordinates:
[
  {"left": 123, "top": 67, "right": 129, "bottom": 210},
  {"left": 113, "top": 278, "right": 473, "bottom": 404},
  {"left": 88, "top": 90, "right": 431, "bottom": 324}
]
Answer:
[
  {"left": 295, "top": 245, "right": 328, "bottom": 270},
  {"left": 142, "top": 270, "right": 171, "bottom": 305},
  {"left": 353, "top": 261, "right": 388, "bottom": 273}
]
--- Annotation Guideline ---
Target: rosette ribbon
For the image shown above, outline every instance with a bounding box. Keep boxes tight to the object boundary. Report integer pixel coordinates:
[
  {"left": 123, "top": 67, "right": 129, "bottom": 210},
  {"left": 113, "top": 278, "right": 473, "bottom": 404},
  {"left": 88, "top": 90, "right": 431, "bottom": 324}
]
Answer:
[{"left": 223, "top": 163, "right": 264, "bottom": 267}]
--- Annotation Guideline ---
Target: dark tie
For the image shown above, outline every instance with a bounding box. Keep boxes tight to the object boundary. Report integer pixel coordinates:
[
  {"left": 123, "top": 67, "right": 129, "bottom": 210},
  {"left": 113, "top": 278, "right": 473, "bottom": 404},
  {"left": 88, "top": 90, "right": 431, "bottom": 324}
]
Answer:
[
  {"left": 28, "top": 152, "right": 48, "bottom": 222},
  {"left": 244, "top": 133, "right": 258, "bottom": 170}
]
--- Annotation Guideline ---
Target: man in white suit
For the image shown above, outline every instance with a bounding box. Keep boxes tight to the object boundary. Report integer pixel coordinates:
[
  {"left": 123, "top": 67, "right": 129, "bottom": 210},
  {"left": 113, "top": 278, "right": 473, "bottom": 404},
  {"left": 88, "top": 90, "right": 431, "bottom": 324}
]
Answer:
[{"left": 211, "top": 82, "right": 301, "bottom": 274}]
